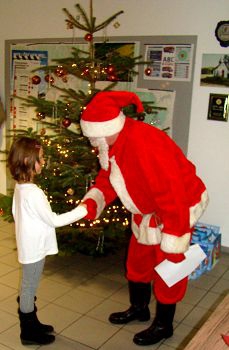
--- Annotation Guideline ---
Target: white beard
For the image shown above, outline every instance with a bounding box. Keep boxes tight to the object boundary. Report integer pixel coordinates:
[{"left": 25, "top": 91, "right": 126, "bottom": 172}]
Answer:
[{"left": 89, "top": 137, "right": 109, "bottom": 171}]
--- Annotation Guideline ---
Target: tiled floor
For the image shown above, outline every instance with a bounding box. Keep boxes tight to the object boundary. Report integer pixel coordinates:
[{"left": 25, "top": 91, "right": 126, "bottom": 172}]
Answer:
[{"left": 0, "top": 218, "right": 228, "bottom": 350}]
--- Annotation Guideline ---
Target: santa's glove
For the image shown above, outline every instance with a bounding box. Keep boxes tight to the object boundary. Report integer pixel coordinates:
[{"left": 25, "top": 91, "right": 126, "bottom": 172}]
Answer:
[
  {"left": 164, "top": 252, "right": 186, "bottom": 263},
  {"left": 82, "top": 199, "right": 97, "bottom": 220}
]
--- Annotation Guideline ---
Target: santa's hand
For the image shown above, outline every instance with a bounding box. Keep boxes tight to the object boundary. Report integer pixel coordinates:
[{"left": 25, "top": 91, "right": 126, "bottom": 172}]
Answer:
[
  {"left": 81, "top": 198, "right": 97, "bottom": 220},
  {"left": 164, "top": 253, "right": 185, "bottom": 263}
]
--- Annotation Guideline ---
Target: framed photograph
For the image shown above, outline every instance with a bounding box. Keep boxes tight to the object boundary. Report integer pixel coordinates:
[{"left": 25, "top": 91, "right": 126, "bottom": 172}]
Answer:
[
  {"left": 201, "top": 54, "right": 229, "bottom": 88},
  {"left": 207, "top": 93, "right": 229, "bottom": 121}
]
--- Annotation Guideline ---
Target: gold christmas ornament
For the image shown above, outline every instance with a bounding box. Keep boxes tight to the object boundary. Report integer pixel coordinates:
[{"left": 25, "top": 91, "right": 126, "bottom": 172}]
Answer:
[
  {"left": 67, "top": 188, "right": 75, "bottom": 195},
  {"left": 113, "top": 21, "right": 120, "bottom": 28}
]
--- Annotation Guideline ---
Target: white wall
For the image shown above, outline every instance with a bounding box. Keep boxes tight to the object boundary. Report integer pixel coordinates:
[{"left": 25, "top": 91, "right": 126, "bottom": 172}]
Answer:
[{"left": 0, "top": 0, "right": 228, "bottom": 247}]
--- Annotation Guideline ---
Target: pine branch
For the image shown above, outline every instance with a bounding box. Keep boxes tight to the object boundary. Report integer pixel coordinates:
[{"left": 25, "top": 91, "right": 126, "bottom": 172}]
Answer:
[
  {"left": 63, "top": 4, "right": 123, "bottom": 34},
  {"left": 53, "top": 86, "right": 88, "bottom": 103},
  {"left": 75, "top": 3, "right": 93, "bottom": 31},
  {"left": 94, "top": 11, "right": 124, "bottom": 32},
  {"left": 62, "top": 8, "right": 88, "bottom": 31}
]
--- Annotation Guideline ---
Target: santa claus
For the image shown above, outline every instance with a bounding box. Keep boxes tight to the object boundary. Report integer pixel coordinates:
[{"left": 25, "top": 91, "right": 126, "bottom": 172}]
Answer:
[{"left": 80, "top": 91, "right": 209, "bottom": 346}]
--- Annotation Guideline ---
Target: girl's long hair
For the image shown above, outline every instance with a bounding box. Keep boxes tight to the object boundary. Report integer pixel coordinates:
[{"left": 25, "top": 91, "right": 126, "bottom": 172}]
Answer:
[{"left": 8, "top": 137, "right": 42, "bottom": 182}]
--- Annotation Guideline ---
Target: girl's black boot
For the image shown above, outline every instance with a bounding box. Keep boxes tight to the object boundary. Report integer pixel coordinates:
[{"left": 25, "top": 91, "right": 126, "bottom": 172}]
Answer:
[
  {"left": 18, "top": 309, "right": 55, "bottom": 345},
  {"left": 17, "top": 296, "right": 54, "bottom": 333}
]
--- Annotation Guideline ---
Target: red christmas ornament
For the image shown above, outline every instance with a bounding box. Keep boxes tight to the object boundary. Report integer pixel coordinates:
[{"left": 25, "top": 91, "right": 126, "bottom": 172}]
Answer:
[
  {"left": 40, "top": 128, "right": 46, "bottom": 136},
  {"left": 138, "top": 113, "right": 145, "bottom": 121},
  {"left": 32, "top": 75, "right": 41, "bottom": 85},
  {"left": 45, "top": 74, "right": 54, "bottom": 85},
  {"left": 107, "top": 64, "right": 115, "bottom": 74},
  {"left": 66, "top": 20, "right": 74, "bottom": 29},
  {"left": 84, "top": 33, "right": 93, "bottom": 42},
  {"left": 62, "top": 76, "right": 68, "bottom": 83},
  {"left": 62, "top": 117, "right": 72, "bottom": 128},
  {"left": 144, "top": 67, "right": 152, "bottom": 76},
  {"left": 107, "top": 74, "right": 118, "bottom": 82},
  {"left": 82, "top": 67, "right": 90, "bottom": 76},
  {"left": 55, "top": 66, "right": 67, "bottom": 77},
  {"left": 36, "top": 112, "right": 46, "bottom": 120}
]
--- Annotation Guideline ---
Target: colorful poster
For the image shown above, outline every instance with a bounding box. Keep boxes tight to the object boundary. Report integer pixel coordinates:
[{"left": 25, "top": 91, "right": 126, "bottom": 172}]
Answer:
[
  {"left": 10, "top": 50, "right": 48, "bottom": 130},
  {"left": 144, "top": 44, "right": 193, "bottom": 81}
]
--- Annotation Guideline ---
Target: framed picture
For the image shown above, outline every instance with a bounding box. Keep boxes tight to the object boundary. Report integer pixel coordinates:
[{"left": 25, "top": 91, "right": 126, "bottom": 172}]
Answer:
[
  {"left": 200, "top": 54, "right": 229, "bottom": 88},
  {"left": 207, "top": 93, "right": 229, "bottom": 121}
]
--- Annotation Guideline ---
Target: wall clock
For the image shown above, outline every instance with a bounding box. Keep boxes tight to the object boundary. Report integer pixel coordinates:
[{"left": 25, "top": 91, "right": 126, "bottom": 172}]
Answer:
[{"left": 215, "top": 21, "right": 229, "bottom": 47}]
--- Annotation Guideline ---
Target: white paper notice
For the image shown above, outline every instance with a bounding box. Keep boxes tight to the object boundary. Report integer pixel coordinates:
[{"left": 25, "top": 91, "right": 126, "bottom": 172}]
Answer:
[{"left": 154, "top": 244, "right": 207, "bottom": 287}]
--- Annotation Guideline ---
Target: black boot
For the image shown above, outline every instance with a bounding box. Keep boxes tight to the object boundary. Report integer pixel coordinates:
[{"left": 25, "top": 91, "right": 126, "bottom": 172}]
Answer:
[
  {"left": 109, "top": 281, "right": 151, "bottom": 324},
  {"left": 17, "top": 296, "right": 54, "bottom": 333},
  {"left": 18, "top": 309, "right": 55, "bottom": 345},
  {"left": 133, "top": 302, "right": 176, "bottom": 346},
  {"left": 34, "top": 303, "right": 54, "bottom": 333}
]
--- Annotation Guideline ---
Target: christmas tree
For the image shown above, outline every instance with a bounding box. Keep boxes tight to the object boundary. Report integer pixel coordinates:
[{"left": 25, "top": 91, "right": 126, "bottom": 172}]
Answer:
[{"left": 1, "top": 1, "right": 164, "bottom": 256}]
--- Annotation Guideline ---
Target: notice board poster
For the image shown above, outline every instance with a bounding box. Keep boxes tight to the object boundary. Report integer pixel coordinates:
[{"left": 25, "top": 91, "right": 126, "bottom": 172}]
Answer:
[
  {"left": 10, "top": 50, "right": 48, "bottom": 130},
  {"left": 144, "top": 44, "right": 194, "bottom": 81}
]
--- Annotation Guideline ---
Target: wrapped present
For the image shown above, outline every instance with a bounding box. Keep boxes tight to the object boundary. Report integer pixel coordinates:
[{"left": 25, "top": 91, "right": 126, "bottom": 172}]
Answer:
[{"left": 189, "top": 222, "right": 221, "bottom": 280}]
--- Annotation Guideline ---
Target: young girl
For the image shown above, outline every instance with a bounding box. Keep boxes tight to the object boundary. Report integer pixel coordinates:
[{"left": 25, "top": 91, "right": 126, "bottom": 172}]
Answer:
[{"left": 8, "top": 136, "right": 87, "bottom": 346}]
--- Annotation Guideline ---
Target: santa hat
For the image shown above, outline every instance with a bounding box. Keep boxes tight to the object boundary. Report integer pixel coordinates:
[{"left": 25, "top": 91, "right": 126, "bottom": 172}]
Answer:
[{"left": 80, "top": 91, "right": 144, "bottom": 137}]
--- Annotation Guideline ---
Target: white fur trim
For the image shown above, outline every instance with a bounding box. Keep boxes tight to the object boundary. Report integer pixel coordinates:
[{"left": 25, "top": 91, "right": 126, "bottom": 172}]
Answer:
[
  {"left": 83, "top": 188, "right": 106, "bottom": 219},
  {"left": 161, "top": 190, "right": 209, "bottom": 253},
  {"left": 109, "top": 156, "right": 141, "bottom": 214},
  {"left": 80, "top": 111, "right": 126, "bottom": 137},
  {"left": 131, "top": 214, "right": 162, "bottom": 245},
  {"left": 190, "top": 189, "right": 209, "bottom": 227},
  {"left": 160, "top": 232, "right": 191, "bottom": 253}
]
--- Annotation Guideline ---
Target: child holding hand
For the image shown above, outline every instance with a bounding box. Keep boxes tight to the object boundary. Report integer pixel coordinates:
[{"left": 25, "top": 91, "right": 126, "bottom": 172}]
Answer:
[{"left": 8, "top": 136, "right": 87, "bottom": 346}]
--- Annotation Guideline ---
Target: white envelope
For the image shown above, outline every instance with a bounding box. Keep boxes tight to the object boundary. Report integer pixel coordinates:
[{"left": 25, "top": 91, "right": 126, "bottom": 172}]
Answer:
[{"left": 154, "top": 244, "right": 207, "bottom": 287}]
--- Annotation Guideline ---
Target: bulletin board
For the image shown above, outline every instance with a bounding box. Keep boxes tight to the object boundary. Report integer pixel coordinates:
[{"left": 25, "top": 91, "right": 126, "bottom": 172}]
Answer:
[
  {"left": 137, "top": 35, "right": 197, "bottom": 154},
  {"left": 5, "top": 35, "right": 197, "bottom": 154}
]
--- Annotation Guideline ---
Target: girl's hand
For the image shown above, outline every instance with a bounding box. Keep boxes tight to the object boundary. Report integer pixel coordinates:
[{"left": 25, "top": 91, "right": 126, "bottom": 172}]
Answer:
[{"left": 79, "top": 202, "right": 87, "bottom": 209}]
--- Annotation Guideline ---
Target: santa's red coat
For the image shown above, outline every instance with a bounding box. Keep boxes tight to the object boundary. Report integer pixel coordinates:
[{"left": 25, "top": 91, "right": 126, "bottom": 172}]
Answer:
[{"left": 83, "top": 117, "right": 209, "bottom": 254}]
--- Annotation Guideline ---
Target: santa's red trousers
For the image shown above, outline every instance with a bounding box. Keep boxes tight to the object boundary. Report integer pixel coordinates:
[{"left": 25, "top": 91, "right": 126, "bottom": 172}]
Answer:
[{"left": 126, "top": 234, "right": 188, "bottom": 304}]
